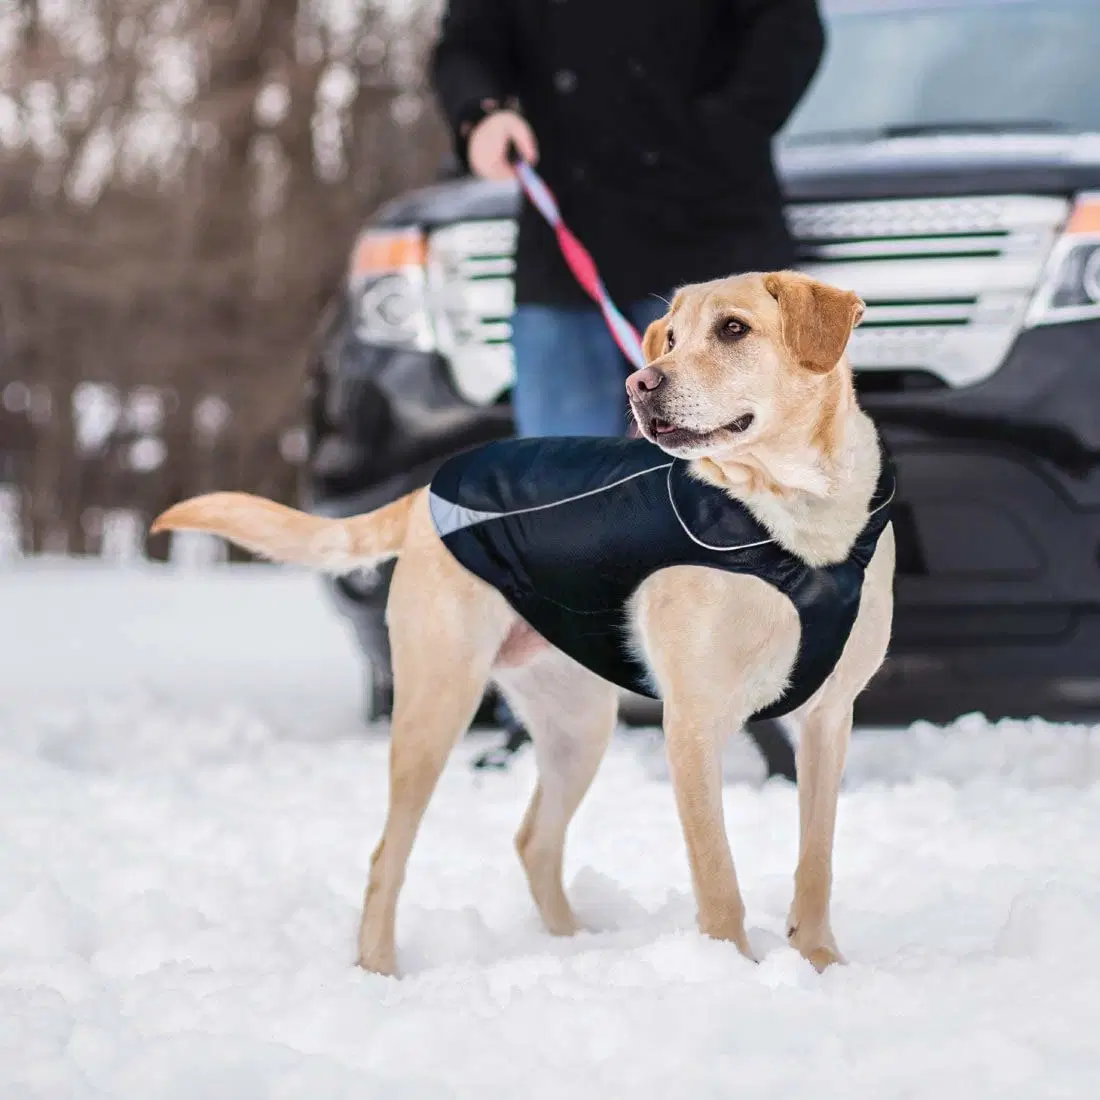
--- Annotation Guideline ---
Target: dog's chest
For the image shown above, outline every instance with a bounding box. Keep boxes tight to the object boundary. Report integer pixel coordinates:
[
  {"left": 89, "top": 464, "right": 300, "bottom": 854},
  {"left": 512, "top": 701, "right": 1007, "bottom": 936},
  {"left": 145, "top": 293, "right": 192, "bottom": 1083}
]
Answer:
[{"left": 628, "top": 568, "right": 803, "bottom": 715}]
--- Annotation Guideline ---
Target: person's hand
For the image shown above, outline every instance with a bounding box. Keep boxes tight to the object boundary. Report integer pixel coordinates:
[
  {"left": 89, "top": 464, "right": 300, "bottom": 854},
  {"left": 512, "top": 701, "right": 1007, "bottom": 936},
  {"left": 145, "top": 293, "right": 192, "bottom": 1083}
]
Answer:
[{"left": 468, "top": 110, "right": 538, "bottom": 181}]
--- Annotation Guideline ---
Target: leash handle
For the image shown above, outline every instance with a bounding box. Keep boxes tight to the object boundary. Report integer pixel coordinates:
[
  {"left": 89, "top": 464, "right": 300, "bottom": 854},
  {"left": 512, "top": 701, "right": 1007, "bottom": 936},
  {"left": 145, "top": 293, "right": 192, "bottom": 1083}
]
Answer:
[{"left": 508, "top": 146, "right": 647, "bottom": 371}]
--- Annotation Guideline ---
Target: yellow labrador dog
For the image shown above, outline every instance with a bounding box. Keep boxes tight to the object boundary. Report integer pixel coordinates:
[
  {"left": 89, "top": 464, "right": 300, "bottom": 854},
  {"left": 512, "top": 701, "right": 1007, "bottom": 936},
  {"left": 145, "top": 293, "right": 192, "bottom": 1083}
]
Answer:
[{"left": 152, "top": 271, "right": 895, "bottom": 976}]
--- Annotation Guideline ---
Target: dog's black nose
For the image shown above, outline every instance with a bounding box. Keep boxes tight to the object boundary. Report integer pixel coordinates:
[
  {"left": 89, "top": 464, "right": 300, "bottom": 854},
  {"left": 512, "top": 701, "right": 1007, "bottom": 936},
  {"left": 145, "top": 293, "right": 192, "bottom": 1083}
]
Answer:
[{"left": 626, "top": 366, "right": 664, "bottom": 399}]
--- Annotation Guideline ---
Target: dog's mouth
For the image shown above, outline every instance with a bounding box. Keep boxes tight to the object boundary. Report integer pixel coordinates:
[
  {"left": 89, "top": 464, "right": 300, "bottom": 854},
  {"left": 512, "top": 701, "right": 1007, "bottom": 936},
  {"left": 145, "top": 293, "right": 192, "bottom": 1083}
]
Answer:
[
  {"left": 640, "top": 412, "right": 756, "bottom": 448},
  {"left": 725, "top": 413, "right": 756, "bottom": 435}
]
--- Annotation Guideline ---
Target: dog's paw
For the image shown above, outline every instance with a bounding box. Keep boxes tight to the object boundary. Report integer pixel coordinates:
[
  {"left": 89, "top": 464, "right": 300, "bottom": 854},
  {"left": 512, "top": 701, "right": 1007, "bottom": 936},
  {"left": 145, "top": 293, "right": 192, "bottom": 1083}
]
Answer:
[
  {"left": 698, "top": 916, "right": 758, "bottom": 962},
  {"left": 787, "top": 923, "right": 845, "bottom": 972},
  {"left": 357, "top": 948, "right": 399, "bottom": 977},
  {"left": 543, "top": 909, "right": 583, "bottom": 937},
  {"left": 800, "top": 942, "right": 845, "bottom": 973}
]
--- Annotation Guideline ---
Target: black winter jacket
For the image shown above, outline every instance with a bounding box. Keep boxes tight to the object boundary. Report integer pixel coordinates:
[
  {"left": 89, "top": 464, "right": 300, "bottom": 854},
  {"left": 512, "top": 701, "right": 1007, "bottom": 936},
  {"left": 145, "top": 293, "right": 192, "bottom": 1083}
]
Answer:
[
  {"left": 429, "top": 436, "right": 894, "bottom": 719},
  {"left": 431, "top": 0, "right": 825, "bottom": 307}
]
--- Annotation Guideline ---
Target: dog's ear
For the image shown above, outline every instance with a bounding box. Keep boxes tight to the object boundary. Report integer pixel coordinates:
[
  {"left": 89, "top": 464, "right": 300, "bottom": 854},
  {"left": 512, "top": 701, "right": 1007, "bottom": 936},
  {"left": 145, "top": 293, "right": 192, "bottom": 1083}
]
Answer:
[
  {"left": 763, "top": 271, "right": 864, "bottom": 375},
  {"left": 642, "top": 315, "right": 671, "bottom": 364}
]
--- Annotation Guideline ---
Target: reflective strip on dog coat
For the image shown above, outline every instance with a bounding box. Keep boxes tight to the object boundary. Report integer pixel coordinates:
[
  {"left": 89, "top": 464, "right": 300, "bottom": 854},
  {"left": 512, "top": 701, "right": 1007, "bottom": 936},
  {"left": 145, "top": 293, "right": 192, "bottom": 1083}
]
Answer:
[{"left": 428, "top": 436, "right": 894, "bottom": 720}]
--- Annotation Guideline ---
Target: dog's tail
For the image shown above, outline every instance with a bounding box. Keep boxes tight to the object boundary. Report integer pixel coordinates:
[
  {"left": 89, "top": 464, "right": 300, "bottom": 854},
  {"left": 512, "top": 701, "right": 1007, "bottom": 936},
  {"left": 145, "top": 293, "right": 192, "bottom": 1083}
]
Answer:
[{"left": 150, "top": 491, "right": 416, "bottom": 572}]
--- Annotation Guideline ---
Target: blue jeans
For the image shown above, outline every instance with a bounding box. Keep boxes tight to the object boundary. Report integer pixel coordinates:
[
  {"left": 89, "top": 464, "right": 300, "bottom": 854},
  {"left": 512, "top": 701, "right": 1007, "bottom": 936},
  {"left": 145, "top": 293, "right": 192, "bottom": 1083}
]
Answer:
[
  {"left": 489, "top": 298, "right": 665, "bottom": 750},
  {"left": 511, "top": 299, "right": 669, "bottom": 437}
]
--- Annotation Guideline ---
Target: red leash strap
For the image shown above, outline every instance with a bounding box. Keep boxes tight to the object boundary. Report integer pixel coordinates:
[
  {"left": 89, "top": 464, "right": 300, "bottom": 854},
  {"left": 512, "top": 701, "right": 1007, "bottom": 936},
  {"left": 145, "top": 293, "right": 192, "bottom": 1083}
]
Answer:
[{"left": 510, "top": 154, "right": 648, "bottom": 371}]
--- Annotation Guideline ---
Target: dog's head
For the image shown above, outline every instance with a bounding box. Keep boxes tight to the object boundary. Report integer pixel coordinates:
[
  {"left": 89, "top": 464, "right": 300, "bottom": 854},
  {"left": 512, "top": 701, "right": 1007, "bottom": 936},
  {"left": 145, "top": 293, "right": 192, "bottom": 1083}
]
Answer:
[{"left": 627, "top": 271, "right": 865, "bottom": 461}]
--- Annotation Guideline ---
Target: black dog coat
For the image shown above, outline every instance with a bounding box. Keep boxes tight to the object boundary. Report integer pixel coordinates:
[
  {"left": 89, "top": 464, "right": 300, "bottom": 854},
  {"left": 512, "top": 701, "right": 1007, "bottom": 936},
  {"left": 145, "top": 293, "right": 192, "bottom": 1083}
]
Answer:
[{"left": 428, "top": 436, "right": 894, "bottom": 720}]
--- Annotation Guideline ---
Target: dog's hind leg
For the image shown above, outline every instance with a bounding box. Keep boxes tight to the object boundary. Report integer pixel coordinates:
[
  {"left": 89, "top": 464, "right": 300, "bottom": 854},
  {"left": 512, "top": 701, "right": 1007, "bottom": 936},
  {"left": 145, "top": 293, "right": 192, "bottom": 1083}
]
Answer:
[
  {"left": 495, "top": 652, "right": 618, "bottom": 936},
  {"left": 357, "top": 510, "right": 514, "bottom": 975}
]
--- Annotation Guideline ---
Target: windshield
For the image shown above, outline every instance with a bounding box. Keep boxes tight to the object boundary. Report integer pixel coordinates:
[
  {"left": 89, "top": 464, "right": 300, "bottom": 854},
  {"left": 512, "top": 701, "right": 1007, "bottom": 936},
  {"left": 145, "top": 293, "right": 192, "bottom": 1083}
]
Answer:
[{"left": 783, "top": 0, "right": 1100, "bottom": 145}]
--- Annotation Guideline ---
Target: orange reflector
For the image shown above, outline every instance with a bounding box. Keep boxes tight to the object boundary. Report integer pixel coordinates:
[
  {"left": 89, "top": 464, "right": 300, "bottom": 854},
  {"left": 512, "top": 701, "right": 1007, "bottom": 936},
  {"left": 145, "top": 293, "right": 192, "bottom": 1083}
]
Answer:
[
  {"left": 1065, "top": 197, "right": 1100, "bottom": 236},
  {"left": 350, "top": 230, "right": 426, "bottom": 277}
]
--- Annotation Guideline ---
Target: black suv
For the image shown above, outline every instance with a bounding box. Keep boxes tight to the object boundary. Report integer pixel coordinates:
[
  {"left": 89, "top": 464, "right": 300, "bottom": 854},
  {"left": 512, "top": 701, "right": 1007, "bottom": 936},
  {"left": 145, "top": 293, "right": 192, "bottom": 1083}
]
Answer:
[{"left": 306, "top": 0, "right": 1100, "bottom": 726}]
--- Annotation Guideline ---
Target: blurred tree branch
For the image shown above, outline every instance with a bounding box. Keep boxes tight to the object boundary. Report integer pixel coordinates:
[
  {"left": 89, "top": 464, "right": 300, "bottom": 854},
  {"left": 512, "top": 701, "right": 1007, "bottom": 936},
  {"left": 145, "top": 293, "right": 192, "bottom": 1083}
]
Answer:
[{"left": 0, "top": 0, "right": 449, "bottom": 555}]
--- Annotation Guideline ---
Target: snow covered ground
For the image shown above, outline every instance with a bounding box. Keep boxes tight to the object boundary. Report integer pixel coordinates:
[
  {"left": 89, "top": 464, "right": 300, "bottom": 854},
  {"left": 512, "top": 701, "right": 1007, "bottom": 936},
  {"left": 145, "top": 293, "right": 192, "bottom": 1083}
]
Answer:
[{"left": 2, "top": 560, "right": 1100, "bottom": 1099}]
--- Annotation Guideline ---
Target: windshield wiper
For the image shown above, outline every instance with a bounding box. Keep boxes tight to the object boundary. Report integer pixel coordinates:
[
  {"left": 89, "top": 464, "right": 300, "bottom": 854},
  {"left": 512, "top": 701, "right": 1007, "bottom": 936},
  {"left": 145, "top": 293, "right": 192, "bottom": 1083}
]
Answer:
[{"left": 786, "top": 120, "right": 1067, "bottom": 146}]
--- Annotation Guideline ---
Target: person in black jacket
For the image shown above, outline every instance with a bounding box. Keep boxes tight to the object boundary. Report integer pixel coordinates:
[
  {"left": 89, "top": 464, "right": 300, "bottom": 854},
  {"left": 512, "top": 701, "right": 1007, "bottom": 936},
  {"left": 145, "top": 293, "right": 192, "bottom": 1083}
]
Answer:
[
  {"left": 430, "top": 0, "right": 825, "bottom": 778},
  {"left": 432, "top": 0, "right": 826, "bottom": 437}
]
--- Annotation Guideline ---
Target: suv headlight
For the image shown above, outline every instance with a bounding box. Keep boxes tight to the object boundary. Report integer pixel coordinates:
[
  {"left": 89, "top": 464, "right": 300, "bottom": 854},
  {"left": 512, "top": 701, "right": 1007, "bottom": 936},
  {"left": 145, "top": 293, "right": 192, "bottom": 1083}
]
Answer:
[
  {"left": 1027, "top": 194, "right": 1100, "bottom": 327},
  {"left": 348, "top": 228, "right": 435, "bottom": 351}
]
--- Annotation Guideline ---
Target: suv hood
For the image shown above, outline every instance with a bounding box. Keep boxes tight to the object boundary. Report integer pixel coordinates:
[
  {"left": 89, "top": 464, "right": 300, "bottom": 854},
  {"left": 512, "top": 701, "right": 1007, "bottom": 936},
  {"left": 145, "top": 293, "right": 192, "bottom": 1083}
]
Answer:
[
  {"left": 370, "top": 132, "right": 1100, "bottom": 229},
  {"left": 372, "top": 176, "right": 519, "bottom": 229},
  {"left": 779, "top": 131, "right": 1100, "bottom": 201}
]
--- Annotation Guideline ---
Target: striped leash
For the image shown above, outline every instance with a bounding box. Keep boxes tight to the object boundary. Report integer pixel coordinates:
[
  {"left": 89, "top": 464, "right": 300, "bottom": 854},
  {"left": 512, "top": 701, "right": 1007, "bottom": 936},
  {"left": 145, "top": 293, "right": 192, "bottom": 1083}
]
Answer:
[{"left": 509, "top": 151, "right": 647, "bottom": 372}]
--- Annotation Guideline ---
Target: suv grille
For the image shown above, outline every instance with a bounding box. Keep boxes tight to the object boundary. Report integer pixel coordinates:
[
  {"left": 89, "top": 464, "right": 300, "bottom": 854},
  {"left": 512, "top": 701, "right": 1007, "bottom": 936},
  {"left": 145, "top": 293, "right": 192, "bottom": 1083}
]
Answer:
[
  {"left": 426, "top": 220, "right": 517, "bottom": 405},
  {"left": 427, "top": 194, "right": 1069, "bottom": 401},
  {"left": 793, "top": 195, "right": 1069, "bottom": 387}
]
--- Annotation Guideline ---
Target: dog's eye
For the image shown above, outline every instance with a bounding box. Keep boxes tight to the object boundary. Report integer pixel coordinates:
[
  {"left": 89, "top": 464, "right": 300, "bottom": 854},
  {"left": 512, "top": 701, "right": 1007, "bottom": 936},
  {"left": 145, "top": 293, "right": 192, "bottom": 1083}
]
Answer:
[
  {"left": 718, "top": 318, "right": 748, "bottom": 340},
  {"left": 667, "top": 329, "right": 675, "bottom": 350}
]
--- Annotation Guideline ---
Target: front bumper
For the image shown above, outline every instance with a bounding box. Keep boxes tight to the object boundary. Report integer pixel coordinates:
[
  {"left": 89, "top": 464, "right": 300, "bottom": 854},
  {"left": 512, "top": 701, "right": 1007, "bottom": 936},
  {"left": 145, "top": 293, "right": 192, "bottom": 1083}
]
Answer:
[{"left": 860, "top": 320, "right": 1100, "bottom": 721}]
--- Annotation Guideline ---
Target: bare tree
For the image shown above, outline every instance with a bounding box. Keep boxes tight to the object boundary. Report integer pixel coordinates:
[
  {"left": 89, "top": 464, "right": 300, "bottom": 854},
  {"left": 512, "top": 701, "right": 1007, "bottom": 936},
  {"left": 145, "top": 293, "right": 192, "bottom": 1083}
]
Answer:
[{"left": 0, "top": 0, "right": 448, "bottom": 558}]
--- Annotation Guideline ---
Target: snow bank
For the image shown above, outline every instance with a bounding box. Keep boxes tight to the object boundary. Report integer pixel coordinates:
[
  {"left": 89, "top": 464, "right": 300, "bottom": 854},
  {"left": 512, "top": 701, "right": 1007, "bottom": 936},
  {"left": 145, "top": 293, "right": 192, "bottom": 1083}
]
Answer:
[{"left": 2, "top": 562, "right": 1099, "bottom": 1098}]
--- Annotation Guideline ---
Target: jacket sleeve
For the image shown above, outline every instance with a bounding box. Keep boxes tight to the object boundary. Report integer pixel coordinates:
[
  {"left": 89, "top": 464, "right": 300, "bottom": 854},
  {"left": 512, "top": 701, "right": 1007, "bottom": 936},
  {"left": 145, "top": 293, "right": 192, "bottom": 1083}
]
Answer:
[
  {"left": 698, "top": 0, "right": 826, "bottom": 140},
  {"left": 430, "top": 0, "right": 518, "bottom": 154}
]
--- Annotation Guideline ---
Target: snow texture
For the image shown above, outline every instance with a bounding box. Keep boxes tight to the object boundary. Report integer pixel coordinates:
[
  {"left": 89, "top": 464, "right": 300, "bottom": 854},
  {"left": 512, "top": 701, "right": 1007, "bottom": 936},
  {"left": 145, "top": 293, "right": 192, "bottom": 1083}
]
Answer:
[{"left": 2, "top": 560, "right": 1100, "bottom": 1098}]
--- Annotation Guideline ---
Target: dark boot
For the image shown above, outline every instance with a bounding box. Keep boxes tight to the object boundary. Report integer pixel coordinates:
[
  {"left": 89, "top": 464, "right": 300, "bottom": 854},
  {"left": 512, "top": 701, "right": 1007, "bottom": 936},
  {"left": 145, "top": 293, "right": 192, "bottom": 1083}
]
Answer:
[
  {"left": 745, "top": 719, "right": 797, "bottom": 782},
  {"left": 472, "top": 697, "right": 532, "bottom": 770}
]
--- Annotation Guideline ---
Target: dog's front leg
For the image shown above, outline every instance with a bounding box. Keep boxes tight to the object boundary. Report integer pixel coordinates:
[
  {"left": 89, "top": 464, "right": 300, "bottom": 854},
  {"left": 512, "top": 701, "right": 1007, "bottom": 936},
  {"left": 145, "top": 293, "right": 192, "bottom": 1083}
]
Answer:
[
  {"left": 664, "top": 702, "right": 755, "bottom": 961},
  {"left": 787, "top": 701, "right": 852, "bottom": 971}
]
